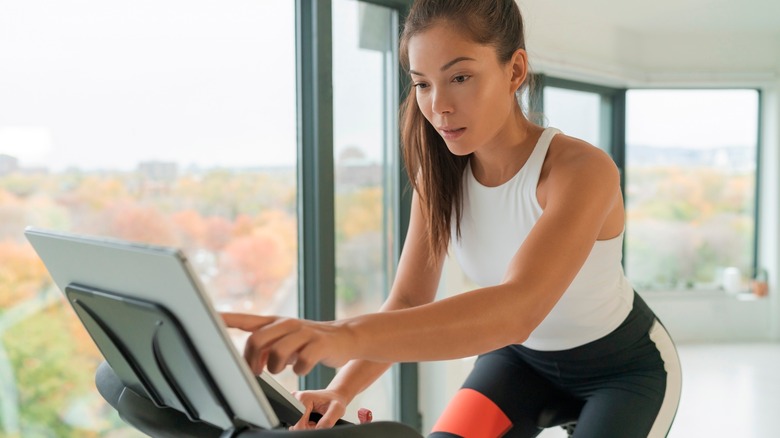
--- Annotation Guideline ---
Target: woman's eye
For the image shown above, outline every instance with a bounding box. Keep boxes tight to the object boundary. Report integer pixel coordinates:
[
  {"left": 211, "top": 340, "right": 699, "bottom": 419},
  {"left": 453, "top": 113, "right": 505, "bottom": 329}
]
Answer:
[
  {"left": 453, "top": 75, "right": 470, "bottom": 83},
  {"left": 414, "top": 82, "right": 429, "bottom": 89}
]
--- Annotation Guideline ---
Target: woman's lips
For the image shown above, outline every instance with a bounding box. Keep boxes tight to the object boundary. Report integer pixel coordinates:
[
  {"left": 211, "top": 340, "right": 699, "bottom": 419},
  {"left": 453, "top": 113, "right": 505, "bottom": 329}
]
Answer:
[{"left": 439, "top": 127, "right": 466, "bottom": 141}]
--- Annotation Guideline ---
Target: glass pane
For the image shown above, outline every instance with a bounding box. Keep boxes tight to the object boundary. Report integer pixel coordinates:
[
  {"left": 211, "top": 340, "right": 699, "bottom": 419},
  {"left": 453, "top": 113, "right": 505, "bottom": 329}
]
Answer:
[
  {"left": 543, "top": 86, "right": 610, "bottom": 152},
  {"left": 625, "top": 89, "right": 759, "bottom": 292},
  {"left": 0, "top": 1, "right": 297, "bottom": 435},
  {"left": 333, "top": 0, "right": 398, "bottom": 422}
]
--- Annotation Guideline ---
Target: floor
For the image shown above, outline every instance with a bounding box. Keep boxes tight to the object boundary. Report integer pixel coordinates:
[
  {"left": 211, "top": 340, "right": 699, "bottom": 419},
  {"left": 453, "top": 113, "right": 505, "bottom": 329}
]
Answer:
[{"left": 538, "top": 342, "right": 780, "bottom": 437}]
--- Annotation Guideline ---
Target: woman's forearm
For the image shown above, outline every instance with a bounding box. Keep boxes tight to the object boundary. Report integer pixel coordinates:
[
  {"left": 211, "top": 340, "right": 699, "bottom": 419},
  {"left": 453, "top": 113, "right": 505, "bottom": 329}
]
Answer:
[
  {"left": 325, "top": 359, "right": 393, "bottom": 402},
  {"left": 343, "top": 283, "right": 546, "bottom": 363},
  {"left": 325, "top": 294, "right": 426, "bottom": 401}
]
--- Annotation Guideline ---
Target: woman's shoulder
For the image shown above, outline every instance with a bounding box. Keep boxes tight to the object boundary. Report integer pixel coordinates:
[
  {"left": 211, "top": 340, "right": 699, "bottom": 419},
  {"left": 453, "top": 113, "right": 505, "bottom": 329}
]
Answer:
[
  {"left": 545, "top": 132, "right": 619, "bottom": 185},
  {"left": 548, "top": 132, "right": 615, "bottom": 169}
]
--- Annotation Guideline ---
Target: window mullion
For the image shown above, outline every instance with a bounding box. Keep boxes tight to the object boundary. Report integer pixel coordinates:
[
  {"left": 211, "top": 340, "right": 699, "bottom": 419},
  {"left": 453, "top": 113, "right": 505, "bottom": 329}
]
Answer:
[
  {"left": 296, "top": 0, "right": 335, "bottom": 391},
  {"left": 612, "top": 89, "right": 627, "bottom": 196}
]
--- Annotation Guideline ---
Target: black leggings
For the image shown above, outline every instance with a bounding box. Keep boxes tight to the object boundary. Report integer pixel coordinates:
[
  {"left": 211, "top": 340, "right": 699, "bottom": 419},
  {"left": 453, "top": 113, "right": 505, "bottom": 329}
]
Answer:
[{"left": 430, "top": 293, "right": 681, "bottom": 438}]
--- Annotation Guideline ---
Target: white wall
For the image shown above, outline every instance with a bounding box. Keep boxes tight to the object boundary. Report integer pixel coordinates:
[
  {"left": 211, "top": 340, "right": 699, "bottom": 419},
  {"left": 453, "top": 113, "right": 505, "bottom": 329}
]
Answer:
[{"left": 519, "top": 1, "right": 780, "bottom": 88}]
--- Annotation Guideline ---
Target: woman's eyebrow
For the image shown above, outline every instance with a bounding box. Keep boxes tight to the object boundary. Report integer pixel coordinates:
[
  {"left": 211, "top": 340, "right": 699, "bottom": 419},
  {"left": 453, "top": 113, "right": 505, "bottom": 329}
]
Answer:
[{"left": 409, "top": 56, "right": 477, "bottom": 77}]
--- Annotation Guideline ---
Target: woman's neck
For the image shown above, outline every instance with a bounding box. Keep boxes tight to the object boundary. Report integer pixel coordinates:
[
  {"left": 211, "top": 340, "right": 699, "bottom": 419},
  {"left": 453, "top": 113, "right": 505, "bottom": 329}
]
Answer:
[{"left": 470, "top": 112, "right": 542, "bottom": 187}]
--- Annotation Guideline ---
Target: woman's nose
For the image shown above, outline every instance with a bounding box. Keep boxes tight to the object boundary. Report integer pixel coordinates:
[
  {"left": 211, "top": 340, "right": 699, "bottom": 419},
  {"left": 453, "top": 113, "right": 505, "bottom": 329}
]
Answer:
[{"left": 431, "top": 90, "right": 454, "bottom": 115}]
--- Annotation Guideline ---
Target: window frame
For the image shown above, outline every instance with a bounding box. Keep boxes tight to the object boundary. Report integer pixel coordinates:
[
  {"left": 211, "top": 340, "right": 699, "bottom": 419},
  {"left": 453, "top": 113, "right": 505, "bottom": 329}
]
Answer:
[
  {"left": 622, "top": 86, "right": 763, "bottom": 289},
  {"left": 533, "top": 74, "right": 627, "bottom": 193},
  {"left": 537, "top": 74, "right": 763, "bottom": 291},
  {"left": 295, "top": 0, "right": 418, "bottom": 428}
]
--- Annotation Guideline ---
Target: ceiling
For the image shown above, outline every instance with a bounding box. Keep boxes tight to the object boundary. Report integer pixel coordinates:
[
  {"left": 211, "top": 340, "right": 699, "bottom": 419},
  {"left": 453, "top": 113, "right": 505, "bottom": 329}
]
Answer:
[
  {"left": 516, "top": 0, "right": 780, "bottom": 84},
  {"left": 526, "top": 0, "right": 780, "bottom": 35}
]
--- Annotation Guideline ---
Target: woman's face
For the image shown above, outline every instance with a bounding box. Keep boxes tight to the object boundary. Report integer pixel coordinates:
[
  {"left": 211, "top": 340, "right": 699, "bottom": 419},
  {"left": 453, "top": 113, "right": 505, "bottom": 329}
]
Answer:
[{"left": 407, "top": 22, "right": 523, "bottom": 156}]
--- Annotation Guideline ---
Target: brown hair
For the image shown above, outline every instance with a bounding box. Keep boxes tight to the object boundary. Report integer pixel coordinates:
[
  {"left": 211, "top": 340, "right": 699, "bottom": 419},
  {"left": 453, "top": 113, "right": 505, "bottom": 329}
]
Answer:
[{"left": 399, "top": 0, "right": 529, "bottom": 264}]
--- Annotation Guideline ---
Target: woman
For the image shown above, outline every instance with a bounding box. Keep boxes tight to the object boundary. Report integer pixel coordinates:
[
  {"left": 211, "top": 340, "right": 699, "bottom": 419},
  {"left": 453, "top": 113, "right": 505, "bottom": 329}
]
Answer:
[{"left": 224, "top": 0, "right": 681, "bottom": 436}]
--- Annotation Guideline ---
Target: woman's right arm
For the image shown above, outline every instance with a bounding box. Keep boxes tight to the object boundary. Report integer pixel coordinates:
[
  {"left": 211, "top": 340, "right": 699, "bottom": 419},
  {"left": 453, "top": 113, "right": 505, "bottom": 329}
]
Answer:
[{"left": 294, "top": 190, "right": 445, "bottom": 429}]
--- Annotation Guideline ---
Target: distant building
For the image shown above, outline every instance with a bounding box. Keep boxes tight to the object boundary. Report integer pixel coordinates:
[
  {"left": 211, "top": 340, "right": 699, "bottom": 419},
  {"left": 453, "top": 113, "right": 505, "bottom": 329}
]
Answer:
[
  {"left": 137, "top": 161, "right": 178, "bottom": 195},
  {"left": 336, "top": 146, "right": 382, "bottom": 190},
  {"left": 336, "top": 162, "right": 383, "bottom": 190},
  {"left": 627, "top": 144, "right": 755, "bottom": 172},
  {"left": 137, "top": 161, "right": 178, "bottom": 183},
  {"left": 20, "top": 166, "right": 49, "bottom": 175},
  {"left": 0, "top": 154, "right": 19, "bottom": 176}
]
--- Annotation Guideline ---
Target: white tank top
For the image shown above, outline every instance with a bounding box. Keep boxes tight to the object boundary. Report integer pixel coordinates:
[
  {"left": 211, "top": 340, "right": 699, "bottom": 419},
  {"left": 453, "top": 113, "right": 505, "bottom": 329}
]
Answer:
[{"left": 451, "top": 127, "right": 634, "bottom": 351}]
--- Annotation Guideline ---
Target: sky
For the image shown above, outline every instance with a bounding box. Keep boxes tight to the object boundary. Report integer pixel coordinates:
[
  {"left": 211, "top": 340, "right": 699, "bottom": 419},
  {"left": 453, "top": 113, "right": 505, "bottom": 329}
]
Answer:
[
  {"left": 626, "top": 89, "right": 758, "bottom": 149},
  {"left": 0, "top": 0, "right": 760, "bottom": 172},
  {"left": 0, "top": 0, "right": 389, "bottom": 171},
  {"left": 0, "top": 0, "right": 292, "bottom": 169},
  {"left": 544, "top": 87, "right": 759, "bottom": 151}
]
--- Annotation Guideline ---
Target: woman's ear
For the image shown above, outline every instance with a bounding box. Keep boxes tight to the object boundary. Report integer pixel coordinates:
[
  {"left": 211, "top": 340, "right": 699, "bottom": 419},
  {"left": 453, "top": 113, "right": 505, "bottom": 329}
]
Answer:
[{"left": 509, "top": 49, "right": 528, "bottom": 93}]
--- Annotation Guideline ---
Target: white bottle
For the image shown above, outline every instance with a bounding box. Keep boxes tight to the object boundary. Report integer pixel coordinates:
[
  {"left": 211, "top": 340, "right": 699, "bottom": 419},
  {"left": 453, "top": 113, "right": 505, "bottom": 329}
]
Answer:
[{"left": 722, "top": 267, "right": 741, "bottom": 295}]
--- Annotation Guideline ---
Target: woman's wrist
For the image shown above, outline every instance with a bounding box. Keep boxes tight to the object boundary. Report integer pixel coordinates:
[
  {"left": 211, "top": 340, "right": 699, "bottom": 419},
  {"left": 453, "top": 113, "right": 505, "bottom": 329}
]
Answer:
[
  {"left": 324, "top": 379, "right": 358, "bottom": 405},
  {"left": 324, "top": 358, "right": 392, "bottom": 405}
]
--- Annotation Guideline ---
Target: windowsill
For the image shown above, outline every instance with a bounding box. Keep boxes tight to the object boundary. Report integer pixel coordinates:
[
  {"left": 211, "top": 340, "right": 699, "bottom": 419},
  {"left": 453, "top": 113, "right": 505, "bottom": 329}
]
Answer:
[{"left": 640, "top": 289, "right": 769, "bottom": 302}]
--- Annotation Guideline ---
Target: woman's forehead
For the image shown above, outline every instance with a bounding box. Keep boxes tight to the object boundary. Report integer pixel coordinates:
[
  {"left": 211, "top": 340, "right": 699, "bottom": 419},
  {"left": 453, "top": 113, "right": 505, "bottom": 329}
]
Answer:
[{"left": 407, "top": 25, "right": 496, "bottom": 73}]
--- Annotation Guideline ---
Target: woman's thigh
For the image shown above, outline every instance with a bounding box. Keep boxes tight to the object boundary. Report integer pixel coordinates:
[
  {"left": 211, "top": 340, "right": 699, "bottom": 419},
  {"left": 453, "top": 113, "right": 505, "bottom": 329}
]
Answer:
[
  {"left": 574, "top": 381, "right": 663, "bottom": 438},
  {"left": 428, "top": 305, "right": 681, "bottom": 438},
  {"left": 428, "top": 348, "right": 576, "bottom": 438},
  {"left": 568, "top": 321, "right": 681, "bottom": 438}
]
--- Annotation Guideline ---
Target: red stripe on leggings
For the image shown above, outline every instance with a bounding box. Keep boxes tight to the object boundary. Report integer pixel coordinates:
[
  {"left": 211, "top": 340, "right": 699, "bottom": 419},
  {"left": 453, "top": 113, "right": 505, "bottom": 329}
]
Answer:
[{"left": 431, "top": 388, "right": 512, "bottom": 438}]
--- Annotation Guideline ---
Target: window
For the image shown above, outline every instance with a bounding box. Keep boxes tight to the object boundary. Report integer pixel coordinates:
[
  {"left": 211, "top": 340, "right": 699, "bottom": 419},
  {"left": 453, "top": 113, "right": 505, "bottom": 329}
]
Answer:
[
  {"left": 543, "top": 87, "right": 611, "bottom": 152},
  {"left": 0, "top": 1, "right": 297, "bottom": 435},
  {"left": 541, "top": 78, "right": 761, "bottom": 294},
  {"left": 1, "top": 1, "right": 415, "bottom": 434},
  {"left": 333, "top": 0, "right": 400, "bottom": 421},
  {"left": 539, "top": 77, "right": 619, "bottom": 155},
  {"left": 625, "top": 89, "right": 760, "bottom": 291}
]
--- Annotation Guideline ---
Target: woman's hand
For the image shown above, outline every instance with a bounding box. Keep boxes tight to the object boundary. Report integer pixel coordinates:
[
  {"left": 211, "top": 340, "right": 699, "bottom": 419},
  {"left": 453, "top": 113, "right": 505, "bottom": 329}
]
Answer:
[
  {"left": 287, "top": 389, "right": 371, "bottom": 429},
  {"left": 221, "top": 313, "right": 357, "bottom": 375},
  {"left": 291, "top": 389, "right": 346, "bottom": 429}
]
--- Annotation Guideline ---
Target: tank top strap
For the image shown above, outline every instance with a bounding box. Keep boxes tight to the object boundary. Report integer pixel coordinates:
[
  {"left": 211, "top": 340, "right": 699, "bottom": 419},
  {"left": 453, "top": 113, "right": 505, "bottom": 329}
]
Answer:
[{"left": 522, "top": 127, "right": 561, "bottom": 185}]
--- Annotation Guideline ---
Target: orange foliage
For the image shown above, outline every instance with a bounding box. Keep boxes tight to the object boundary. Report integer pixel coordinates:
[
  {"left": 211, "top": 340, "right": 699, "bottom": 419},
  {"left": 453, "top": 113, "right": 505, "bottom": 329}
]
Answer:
[
  {"left": 232, "top": 214, "right": 255, "bottom": 238},
  {"left": 0, "top": 187, "right": 18, "bottom": 204},
  {"left": 338, "top": 187, "right": 382, "bottom": 239},
  {"left": 0, "top": 240, "right": 50, "bottom": 308},
  {"left": 255, "top": 210, "right": 297, "bottom": 251},
  {"left": 102, "top": 202, "right": 178, "bottom": 246},
  {"left": 0, "top": 189, "right": 24, "bottom": 239},
  {"left": 212, "top": 210, "right": 297, "bottom": 304},
  {"left": 220, "top": 229, "right": 294, "bottom": 299},
  {"left": 171, "top": 210, "right": 208, "bottom": 247},
  {"left": 72, "top": 176, "right": 131, "bottom": 211},
  {"left": 205, "top": 216, "right": 233, "bottom": 252}
]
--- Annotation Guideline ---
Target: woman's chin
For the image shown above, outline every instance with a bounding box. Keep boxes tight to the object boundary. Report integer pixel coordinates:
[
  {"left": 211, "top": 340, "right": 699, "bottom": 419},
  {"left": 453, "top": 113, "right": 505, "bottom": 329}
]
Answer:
[
  {"left": 443, "top": 141, "right": 475, "bottom": 157},
  {"left": 448, "top": 149, "right": 475, "bottom": 157}
]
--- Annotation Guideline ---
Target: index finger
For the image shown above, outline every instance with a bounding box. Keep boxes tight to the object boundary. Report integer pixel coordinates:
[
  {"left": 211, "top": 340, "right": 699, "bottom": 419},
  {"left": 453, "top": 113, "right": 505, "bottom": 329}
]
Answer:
[
  {"left": 220, "top": 312, "right": 276, "bottom": 332},
  {"left": 314, "top": 403, "right": 342, "bottom": 429},
  {"left": 293, "top": 402, "right": 314, "bottom": 430}
]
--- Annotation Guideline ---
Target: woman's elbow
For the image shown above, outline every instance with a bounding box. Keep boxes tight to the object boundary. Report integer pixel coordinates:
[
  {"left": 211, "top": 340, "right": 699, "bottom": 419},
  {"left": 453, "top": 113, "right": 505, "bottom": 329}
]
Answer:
[
  {"left": 510, "top": 325, "right": 532, "bottom": 346},
  {"left": 496, "top": 319, "right": 533, "bottom": 347}
]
